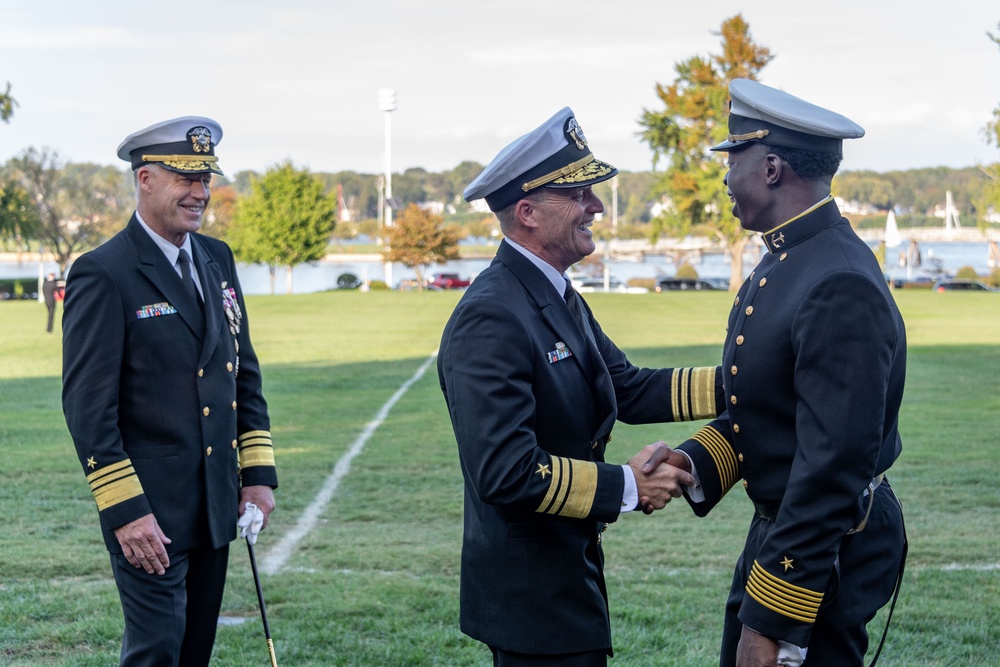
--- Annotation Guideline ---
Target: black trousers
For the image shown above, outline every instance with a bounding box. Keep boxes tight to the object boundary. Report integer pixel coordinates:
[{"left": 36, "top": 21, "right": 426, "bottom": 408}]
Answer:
[
  {"left": 719, "top": 484, "right": 905, "bottom": 667},
  {"left": 110, "top": 544, "right": 229, "bottom": 667},
  {"left": 491, "top": 646, "right": 608, "bottom": 667}
]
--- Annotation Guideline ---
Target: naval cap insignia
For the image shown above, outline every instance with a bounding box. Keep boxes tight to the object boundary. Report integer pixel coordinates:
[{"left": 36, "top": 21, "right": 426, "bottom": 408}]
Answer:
[
  {"left": 566, "top": 117, "right": 587, "bottom": 150},
  {"left": 188, "top": 126, "right": 213, "bottom": 154}
]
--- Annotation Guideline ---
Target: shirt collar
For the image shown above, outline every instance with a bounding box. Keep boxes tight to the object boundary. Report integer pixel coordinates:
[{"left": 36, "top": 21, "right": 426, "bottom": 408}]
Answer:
[
  {"left": 135, "top": 211, "right": 194, "bottom": 265},
  {"left": 504, "top": 237, "right": 571, "bottom": 299}
]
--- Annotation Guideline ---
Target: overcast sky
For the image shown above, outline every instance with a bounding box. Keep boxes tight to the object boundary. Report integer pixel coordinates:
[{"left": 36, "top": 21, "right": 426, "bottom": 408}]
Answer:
[{"left": 2, "top": 1, "right": 998, "bottom": 177}]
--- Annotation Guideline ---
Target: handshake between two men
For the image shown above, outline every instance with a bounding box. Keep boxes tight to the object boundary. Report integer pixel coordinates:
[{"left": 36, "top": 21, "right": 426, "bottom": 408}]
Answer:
[{"left": 627, "top": 443, "right": 692, "bottom": 515}]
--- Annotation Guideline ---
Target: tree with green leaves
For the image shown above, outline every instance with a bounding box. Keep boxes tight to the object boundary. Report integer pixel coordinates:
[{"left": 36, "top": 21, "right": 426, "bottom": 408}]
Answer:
[
  {"left": 975, "top": 22, "right": 1000, "bottom": 230},
  {"left": 1, "top": 82, "right": 17, "bottom": 123},
  {"left": 639, "top": 14, "right": 772, "bottom": 289},
  {"left": 6, "top": 148, "right": 132, "bottom": 276},
  {"left": 0, "top": 179, "right": 39, "bottom": 248},
  {"left": 384, "top": 203, "right": 460, "bottom": 290},
  {"left": 228, "top": 161, "right": 336, "bottom": 295}
]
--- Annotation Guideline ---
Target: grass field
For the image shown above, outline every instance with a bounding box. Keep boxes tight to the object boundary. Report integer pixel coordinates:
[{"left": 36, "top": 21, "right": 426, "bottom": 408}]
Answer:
[{"left": 1, "top": 289, "right": 998, "bottom": 666}]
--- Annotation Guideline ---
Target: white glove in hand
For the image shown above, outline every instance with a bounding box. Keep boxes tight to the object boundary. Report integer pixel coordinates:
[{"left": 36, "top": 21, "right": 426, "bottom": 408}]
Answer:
[
  {"left": 238, "top": 501, "right": 265, "bottom": 545},
  {"left": 776, "top": 640, "right": 806, "bottom": 667}
]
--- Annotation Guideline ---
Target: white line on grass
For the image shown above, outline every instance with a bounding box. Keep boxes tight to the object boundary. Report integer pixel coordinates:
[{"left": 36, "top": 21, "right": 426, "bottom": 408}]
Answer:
[{"left": 259, "top": 351, "right": 439, "bottom": 576}]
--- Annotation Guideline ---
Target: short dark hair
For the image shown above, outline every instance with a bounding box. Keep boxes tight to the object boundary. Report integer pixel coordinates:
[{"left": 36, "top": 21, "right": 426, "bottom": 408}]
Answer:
[{"left": 767, "top": 145, "right": 842, "bottom": 178}]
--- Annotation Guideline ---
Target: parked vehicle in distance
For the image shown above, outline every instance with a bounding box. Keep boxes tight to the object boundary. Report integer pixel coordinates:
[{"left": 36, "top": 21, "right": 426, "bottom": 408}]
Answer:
[
  {"left": 888, "top": 275, "right": 936, "bottom": 289},
  {"left": 426, "top": 273, "right": 471, "bottom": 290},
  {"left": 576, "top": 278, "right": 648, "bottom": 294},
  {"left": 704, "top": 277, "right": 731, "bottom": 290},
  {"left": 932, "top": 279, "right": 996, "bottom": 292},
  {"left": 655, "top": 278, "right": 724, "bottom": 292}
]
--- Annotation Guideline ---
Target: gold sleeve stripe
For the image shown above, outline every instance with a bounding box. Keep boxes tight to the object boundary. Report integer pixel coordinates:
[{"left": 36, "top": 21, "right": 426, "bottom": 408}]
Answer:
[
  {"left": 670, "top": 367, "right": 719, "bottom": 421},
  {"left": 670, "top": 368, "right": 689, "bottom": 421},
  {"left": 535, "top": 455, "right": 598, "bottom": 519},
  {"left": 746, "top": 560, "right": 823, "bottom": 624},
  {"left": 86, "top": 459, "right": 144, "bottom": 511},
  {"left": 238, "top": 430, "right": 275, "bottom": 469},
  {"left": 687, "top": 366, "right": 718, "bottom": 420},
  {"left": 536, "top": 456, "right": 564, "bottom": 514},
  {"left": 691, "top": 425, "right": 740, "bottom": 492},
  {"left": 239, "top": 430, "right": 272, "bottom": 444}
]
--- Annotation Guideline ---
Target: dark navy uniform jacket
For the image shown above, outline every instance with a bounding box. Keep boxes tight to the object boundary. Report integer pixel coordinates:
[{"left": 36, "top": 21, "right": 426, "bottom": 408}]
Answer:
[
  {"left": 678, "top": 199, "right": 906, "bottom": 648},
  {"left": 438, "top": 240, "right": 724, "bottom": 655},
  {"left": 63, "top": 215, "right": 277, "bottom": 554}
]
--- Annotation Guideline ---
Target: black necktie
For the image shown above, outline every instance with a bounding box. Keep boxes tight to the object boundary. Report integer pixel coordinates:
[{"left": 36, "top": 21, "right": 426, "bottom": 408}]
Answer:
[
  {"left": 178, "top": 249, "right": 199, "bottom": 302},
  {"left": 564, "top": 278, "right": 594, "bottom": 341}
]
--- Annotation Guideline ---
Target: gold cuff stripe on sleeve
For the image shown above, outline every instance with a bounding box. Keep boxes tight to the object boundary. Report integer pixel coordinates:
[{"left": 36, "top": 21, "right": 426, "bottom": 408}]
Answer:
[
  {"left": 746, "top": 560, "right": 823, "bottom": 624},
  {"left": 238, "top": 430, "right": 275, "bottom": 468},
  {"left": 536, "top": 455, "right": 598, "bottom": 519},
  {"left": 536, "top": 456, "right": 564, "bottom": 514},
  {"left": 670, "top": 367, "right": 690, "bottom": 421},
  {"left": 522, "top": 155, "right": 595, "bottom": 192},
  {"left": 239, "top": 444, "right": 276, "bottom": 468},
  {"left": 86, "top": 459, "right": 144, "bottom": 511},
  {"left": 670, "top": 367, "right": 719, "bottom": 421},
  {"left": 688, "top": 366, "right": 718, "bottom": 420},
  {"left": 691, "top": 425, "right": 739, "bottom": 492}
]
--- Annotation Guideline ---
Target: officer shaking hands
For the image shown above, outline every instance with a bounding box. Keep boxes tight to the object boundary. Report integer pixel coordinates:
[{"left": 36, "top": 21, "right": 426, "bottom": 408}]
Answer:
[{"left": 646, "top": 79, "right": 907, "bottom": 667}]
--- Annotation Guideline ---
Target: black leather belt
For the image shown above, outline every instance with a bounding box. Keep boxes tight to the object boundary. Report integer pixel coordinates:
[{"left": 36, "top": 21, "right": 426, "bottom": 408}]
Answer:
[{"left": 752, "top": 474, "right": 885, "bottom": 530}]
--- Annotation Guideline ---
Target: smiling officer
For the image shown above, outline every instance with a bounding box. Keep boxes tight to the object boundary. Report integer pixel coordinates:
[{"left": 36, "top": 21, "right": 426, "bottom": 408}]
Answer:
[
  {"left": 646, "top": 79, "right": 908, "bottom": 667},
  {"left": 62, "top": 116, "right": 278, "bottom": 667}
]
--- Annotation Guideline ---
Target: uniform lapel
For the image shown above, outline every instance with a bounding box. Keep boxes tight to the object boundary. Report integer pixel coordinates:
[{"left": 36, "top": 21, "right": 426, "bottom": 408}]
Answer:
[
  {"left": 191, "top": 236, "right": 222, "bottom": 369},
  {"left": 127, "top": 217, "right": 204, "bottom": 339},
  {"left": 497, "top": 242, "right": 618, "bottom": 443},
  {"left": 498, "top": 242, "right": 592, "bottom": 373}
]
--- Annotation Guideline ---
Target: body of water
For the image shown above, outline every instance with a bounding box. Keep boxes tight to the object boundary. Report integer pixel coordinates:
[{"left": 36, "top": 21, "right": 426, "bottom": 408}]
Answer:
[{"left": 2, "top": 239, "right": 995, "bottom": 296}]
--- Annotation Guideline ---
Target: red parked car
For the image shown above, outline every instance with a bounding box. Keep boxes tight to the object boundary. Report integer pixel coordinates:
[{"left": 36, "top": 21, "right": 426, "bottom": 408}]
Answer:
[{"left": 427, "top": 273, "right": 471, "bottom": 290}]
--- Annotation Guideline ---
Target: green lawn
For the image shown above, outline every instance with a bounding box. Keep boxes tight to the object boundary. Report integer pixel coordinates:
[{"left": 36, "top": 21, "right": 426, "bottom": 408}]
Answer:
[{"left": 0, "top": 290, "right": 997, "bottom": 666}]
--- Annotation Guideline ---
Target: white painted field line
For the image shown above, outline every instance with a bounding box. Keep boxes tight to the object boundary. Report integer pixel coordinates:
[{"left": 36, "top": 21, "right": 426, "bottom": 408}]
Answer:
[{"left": 259, "top": 351, "right": 439, "bottom": 576}]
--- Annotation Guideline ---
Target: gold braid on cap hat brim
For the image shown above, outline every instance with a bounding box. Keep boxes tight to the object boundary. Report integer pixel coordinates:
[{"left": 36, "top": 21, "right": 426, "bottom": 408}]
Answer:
[
  {"left": 142, "top": 154, "right": 220, "bottom": 172},
  {"left": 727, "top": 129, "right": 770, "bottom": 142},
  {"left": 521, "top": 154, "right": 595, "bottom": 192}
]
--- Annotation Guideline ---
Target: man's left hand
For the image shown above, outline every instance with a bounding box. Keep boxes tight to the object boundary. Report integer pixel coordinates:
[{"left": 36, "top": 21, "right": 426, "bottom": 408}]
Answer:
[{"left": 240, "top": 485, "right": 275, "bottom": 533}]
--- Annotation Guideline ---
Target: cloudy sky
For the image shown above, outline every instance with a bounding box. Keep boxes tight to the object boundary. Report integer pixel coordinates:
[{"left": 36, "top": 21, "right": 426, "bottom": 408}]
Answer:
[{"left": 1, "top": 1, "right": 998, "bottom": 176}]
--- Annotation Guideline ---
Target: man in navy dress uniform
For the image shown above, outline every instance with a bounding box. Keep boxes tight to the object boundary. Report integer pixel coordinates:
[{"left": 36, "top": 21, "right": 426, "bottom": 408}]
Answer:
[
  {"left": 646, "top": 79, "right": 907, "bottom": 666},
  {"left": 438, "top": 107, "right": 726, "bottom": 666},
  {"left": 62, "top": 116, "right": 278, "bottom": 666}
]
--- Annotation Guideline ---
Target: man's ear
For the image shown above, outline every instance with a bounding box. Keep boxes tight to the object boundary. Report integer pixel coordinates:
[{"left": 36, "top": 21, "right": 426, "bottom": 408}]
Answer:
[
  {"left": 515, "top": 197, "right": 539, "bottom": 230},
  {"left": 136, "top": 166, "right": 154, "bottom": 193},
  {"left": 763, "top": 153, "right": 784, "bottom": 186}
]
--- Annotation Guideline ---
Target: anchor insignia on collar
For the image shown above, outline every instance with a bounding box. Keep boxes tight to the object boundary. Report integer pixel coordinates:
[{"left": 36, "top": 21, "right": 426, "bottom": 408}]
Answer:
[{"left": 770, "top": 232, "right": 785, "bottom": 249}]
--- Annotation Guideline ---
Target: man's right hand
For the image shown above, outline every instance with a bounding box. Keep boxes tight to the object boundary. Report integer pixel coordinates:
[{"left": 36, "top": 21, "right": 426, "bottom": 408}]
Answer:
[
  {"left": 114, "top": 514, "right": 171, "bottom": 575},
  {"left": 627, "top": 442, "right": 695, "bottom": 512}
]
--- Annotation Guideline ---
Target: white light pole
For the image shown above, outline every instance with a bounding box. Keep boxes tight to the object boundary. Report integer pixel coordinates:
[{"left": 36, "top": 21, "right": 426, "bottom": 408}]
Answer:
[{"left": 379, "top": 88, "right": 397, "bottom": 288}]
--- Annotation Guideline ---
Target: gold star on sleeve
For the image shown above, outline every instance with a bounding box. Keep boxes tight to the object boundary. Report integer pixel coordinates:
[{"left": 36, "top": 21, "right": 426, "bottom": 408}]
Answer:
[
  {"left": 780, "top": 556, "right": 795, "bottom": 572},
  {"left": 87, "top": 457, "right": 96, "bottom": 469},
  {"left": 534, "top": 456, "right": 599, "bottom": 519}
]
